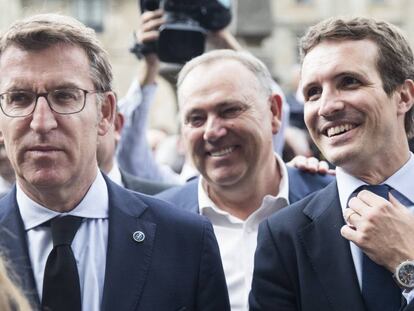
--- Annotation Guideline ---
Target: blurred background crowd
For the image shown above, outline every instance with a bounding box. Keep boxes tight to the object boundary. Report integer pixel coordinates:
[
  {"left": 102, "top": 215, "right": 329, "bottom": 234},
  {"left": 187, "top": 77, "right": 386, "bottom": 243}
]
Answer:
[{"left": 1, "top": 0, "right": 413, "bottom": 186}]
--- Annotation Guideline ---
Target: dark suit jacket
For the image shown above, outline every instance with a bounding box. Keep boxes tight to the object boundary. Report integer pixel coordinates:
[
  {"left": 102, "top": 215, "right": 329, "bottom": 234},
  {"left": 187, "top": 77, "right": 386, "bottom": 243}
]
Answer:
[
  {"left": 0, "top": 175, "right": 230, "bottom": 311},
  {"left": 120, "top": 168, "right": 175, "bottom": 195},
  {"left": 156, "top": 167, "right": 334, "bottom": 212},
  {"left": 249, "top": 181, "right": 414, "bottom": 311}
]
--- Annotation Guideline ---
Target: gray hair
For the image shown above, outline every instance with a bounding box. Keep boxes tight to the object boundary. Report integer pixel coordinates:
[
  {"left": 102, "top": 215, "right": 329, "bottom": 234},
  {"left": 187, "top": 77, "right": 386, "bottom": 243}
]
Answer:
[
  {"left": 177, "top": 49, "right": 274, "bottom": 98},
  {"left": 0, "top": 13, "right": 112, "bottom": 92}
]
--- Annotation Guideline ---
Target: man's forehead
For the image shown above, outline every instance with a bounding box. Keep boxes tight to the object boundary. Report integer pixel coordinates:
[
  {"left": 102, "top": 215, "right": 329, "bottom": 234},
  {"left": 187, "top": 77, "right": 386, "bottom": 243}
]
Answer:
[
  {"left": 301, "top": 39, "right": 379, "bottom": 84},
  {"left": 0, "top": 43, "right": 93, "bottom": 91}
]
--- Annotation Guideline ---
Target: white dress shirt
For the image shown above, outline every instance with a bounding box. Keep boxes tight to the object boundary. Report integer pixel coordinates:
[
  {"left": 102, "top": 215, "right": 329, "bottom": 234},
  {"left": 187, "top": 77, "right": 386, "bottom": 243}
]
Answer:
[
  {"left": 336, "top": 152, "right": 414, "bottom": 302},
  {"left": 198, "top": 154, "right": 290, "bottom": 311},
  {"left": 18, "top": 170, "right": 109, "bottom": 311}
]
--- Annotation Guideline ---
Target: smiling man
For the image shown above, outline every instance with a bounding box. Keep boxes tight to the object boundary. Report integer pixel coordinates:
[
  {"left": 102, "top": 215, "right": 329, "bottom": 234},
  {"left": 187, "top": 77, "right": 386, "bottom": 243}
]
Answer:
[
  {"left": 250, "top": 17, "right": 414, "bottom": 311},
  {"left": 157, "top": 49, "right": 333, "bottom": 311},
  {"left": 0, "top": 14, "right": 229, "bottom": 311}
]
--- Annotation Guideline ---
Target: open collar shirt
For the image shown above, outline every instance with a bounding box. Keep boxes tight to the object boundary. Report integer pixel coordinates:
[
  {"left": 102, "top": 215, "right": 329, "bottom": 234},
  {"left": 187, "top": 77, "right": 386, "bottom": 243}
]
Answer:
[{"left": 198, "top": 153, "right": 290, "bottom": 311}]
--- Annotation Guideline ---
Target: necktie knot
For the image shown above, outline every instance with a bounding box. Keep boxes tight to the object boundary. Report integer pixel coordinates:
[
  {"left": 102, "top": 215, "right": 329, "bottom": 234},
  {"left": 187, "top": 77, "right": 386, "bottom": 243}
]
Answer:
[
  {"left": 358, "top": 184, "right": 391, "bottom": 199},
  {"left": 50, "top": 215, "right": 82, "bottom": 247}
]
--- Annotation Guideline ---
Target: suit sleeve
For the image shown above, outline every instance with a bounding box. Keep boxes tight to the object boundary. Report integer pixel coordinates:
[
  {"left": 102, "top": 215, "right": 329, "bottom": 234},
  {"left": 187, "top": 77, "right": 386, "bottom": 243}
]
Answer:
[
  {"left": 249, "top": 219, "right": 298, "bottom": 311},
  {"left": 196, "top": 220, "right": 230, "bottom": 311}
]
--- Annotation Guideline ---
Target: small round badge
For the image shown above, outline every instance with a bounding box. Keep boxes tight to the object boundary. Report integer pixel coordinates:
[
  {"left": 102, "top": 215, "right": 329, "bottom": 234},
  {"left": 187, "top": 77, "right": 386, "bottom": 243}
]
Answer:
[{"left": 132, "top": 231, "right": 145, "bottom": 243}]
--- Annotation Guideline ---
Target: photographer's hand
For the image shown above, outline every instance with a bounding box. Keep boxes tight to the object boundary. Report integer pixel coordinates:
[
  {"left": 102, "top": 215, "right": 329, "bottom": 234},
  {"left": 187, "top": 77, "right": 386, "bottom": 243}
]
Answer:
[{"left": 136, "top": 9, "right": 165, "bottom": 85}]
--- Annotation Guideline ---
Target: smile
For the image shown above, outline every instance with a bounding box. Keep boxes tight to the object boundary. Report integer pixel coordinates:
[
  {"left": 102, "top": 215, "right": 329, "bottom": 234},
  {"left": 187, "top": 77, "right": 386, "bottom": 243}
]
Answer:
[
  {"left": 326, "top": 123, "right": 356, "bottom": 137},
  {"left": 209, "top": 146, "right": 235, "bottom": 157}
]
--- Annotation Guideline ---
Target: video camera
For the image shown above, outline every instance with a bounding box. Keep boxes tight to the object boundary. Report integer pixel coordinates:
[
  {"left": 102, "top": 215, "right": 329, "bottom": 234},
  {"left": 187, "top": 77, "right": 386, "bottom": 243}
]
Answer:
[{"left": 132, "top": 0, "right": 232, "bottom": 64}]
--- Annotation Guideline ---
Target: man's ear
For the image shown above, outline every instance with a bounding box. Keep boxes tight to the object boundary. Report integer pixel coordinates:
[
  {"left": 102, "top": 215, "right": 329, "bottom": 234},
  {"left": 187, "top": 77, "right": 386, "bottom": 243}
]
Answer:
[
  {"left": 269, "top": 93, "right": 283, "bottom": 134},
  {"left": 397, "top": 79, "right": 414, "bottom": 115},
  {"left": 98, "top": 92, "right": 116, "bottom": 136},
  {"left": 113, "top": 112, "right": 125, "bottom": 143}
]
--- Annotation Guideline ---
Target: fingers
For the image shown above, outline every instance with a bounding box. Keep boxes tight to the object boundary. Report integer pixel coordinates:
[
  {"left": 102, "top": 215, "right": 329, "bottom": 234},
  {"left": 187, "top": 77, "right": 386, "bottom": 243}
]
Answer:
[
  {"left": 137, "top": 9, "right": 166, "bottom": 44},
  {"left": 340, "top": 224, "right": 358, "bottom": 241},
  {"left": 343, "top": 207, "right": 360, "bottom": 229}
]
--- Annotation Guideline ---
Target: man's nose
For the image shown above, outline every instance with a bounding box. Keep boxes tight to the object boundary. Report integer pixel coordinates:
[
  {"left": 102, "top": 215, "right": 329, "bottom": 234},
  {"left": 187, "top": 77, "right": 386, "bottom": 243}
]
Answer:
[
  {"left": 203, "top": 116, "right": 227, "bottom": 142},
  {"left": 318, "top": 89, "right": 345, "bottom": 117},
  {"left": 30, "top": 96, "right": 58, "bottom": 133}
]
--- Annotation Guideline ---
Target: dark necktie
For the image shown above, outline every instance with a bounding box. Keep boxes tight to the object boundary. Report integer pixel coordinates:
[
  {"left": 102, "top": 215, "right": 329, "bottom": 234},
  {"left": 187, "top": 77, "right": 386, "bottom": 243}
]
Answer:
[
  {"left": 356, "top": 184, "right": 402, "bottom": 311},
  {"left": 42, "top": 215, "right": 83, "bottom": 311}
]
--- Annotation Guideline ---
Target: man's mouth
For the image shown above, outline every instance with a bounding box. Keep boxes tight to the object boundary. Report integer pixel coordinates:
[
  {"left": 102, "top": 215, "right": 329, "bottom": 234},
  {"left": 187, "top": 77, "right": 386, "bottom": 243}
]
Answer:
[
  {"left": 326, "top": 123, "right": 356, "bottom": 137},
  {"left": 208, "top": 146, "right": 235, "bottom": 157}
]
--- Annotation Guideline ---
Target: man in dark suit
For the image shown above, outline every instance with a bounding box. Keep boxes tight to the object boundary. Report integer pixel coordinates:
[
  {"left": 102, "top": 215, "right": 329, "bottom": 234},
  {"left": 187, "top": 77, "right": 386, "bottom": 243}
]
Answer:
[
  {"left": 0, "top": 13, "right": 229, "bottom": 311},
  {"left": 250, "top": 17, "right": 414, "bottom": 311},
  {"left": 157, "top": 49, "right": 333, "bottom": 311}
]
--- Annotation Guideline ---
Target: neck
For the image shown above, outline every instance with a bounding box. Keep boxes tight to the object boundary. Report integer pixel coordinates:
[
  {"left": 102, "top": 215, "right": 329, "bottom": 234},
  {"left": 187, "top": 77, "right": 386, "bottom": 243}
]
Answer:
[
  {"left": 204, "top": 157, "right": 281, "bottom": 220},
  {"left": 18, "top": 168, "right": 97, "bottom": 213},
  {"left": 345, "top": 148, "right": 410, "bottom": 184}
]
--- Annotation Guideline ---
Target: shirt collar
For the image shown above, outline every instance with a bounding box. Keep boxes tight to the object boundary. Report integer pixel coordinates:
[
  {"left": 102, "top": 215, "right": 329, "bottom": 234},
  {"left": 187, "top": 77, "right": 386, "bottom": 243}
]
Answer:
[
  {"left": 107, "top": 160, "right": 124, "bottom": 187},
  {"left": 198, "top": 153, "right": 290, "bottom": 222},
  {"left": 336, "top": 152, "right": 414, "bottom": 212},
  {"left": 18, "top": 170, "right": 109, "bottom": 230}
]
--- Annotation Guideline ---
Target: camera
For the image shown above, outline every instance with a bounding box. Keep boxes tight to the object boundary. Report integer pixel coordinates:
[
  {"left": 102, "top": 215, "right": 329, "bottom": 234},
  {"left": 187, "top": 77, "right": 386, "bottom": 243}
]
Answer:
[{"left": 134, "top": 0, "right": 232, "bottom": 64}]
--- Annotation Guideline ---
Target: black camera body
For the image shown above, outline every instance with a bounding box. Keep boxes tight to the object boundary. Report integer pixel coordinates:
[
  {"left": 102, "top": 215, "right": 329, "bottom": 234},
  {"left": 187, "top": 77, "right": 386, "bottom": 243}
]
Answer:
[{"left": 137, "top": 0, "right": 232, "bottom": 64}]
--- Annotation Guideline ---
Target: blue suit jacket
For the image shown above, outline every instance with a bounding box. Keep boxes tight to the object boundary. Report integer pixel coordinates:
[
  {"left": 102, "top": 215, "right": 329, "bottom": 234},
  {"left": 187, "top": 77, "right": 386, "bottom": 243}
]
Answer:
[
  {"left": 249, "top": 181, "right": 414, "bottom": 311},
  {"left": 0, "top": 176, "right": 230, "bottom": 311},
  {"left": 156, "top": 167, "right": 334, "bottom": 212}
]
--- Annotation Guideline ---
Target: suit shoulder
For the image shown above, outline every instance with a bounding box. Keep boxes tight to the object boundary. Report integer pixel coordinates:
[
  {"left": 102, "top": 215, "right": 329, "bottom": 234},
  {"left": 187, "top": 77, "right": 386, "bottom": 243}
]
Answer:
[
  {"left": 137, "top": 191, "right": 208, "bottom": 227},
  {"left": 156, "top": 178, "right": 198, "bottom": 201}
]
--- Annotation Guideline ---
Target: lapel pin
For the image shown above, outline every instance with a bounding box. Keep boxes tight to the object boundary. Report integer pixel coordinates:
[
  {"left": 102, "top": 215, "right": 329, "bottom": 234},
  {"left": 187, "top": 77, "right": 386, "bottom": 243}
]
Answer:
[{"left": 132, "top": 231, "right": 145, "bottom": 243}]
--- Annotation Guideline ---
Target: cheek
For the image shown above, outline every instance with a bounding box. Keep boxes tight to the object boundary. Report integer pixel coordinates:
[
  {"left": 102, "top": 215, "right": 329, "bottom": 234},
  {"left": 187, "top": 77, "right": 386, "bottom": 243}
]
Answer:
[{"left": 304, "top": 105, "right": 318, "bottom": 133}]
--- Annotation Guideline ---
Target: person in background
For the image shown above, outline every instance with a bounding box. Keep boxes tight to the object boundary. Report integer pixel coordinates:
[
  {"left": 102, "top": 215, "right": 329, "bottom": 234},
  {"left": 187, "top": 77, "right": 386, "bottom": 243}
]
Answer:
[
  {"left": 116, "top": 8, "right": 291, "bottom": 183},
  {"left": 97, "top": 109, "right": 175, "bottom": 194}
]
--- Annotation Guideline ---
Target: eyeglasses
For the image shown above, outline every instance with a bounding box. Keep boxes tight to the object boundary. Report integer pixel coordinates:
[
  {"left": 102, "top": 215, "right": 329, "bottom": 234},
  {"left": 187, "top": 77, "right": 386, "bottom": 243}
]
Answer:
[{"left": 0, "top": 88, "right": 101, "bottom": 118}]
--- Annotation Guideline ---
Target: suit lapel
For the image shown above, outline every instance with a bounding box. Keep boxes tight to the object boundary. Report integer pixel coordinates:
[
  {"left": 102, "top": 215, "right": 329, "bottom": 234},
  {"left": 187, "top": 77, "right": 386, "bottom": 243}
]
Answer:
[
  {"left": 101, "top": 179, "right": 156, "bottom": 311},
  {"left": 0, "top": 189, "right": 40, "bottom": 308},
  {"left": 298, "top": 182, "right": 366, "bottom": 311}
]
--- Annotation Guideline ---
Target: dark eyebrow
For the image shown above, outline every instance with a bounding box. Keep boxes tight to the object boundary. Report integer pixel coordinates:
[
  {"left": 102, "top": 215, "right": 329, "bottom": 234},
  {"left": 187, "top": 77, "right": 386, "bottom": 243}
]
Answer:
[{"left": 302, "top": 70, "right": 368, "bottom": 94}]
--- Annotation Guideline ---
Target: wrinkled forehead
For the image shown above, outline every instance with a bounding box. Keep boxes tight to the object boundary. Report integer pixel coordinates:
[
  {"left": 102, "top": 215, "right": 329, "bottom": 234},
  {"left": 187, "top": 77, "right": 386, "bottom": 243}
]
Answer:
[
  {"left": 0, "top": 43, "right": 93, "bottom": 91},
  {"left": 179, "top": 59, "right": 263, "bottom": 104}
]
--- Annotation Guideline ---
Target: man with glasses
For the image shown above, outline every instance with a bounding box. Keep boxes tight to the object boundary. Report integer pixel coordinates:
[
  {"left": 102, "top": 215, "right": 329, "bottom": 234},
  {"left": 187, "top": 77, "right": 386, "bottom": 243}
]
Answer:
[{"left": 0, "top": 13, "right": 229, "bottom": 311}]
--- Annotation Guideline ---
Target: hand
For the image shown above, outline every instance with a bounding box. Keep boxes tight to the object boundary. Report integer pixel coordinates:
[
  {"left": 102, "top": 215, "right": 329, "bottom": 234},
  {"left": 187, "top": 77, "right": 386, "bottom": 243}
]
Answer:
[
  {"left": 137, "top": 9, "right": 165, "bottom": 46},
  {"left": 341, "top": 191, "right": 414, "bottom": 272},
  {"left": 287, "top": 155, "right": 335, "bottom": 175},
  {"left": 136, "top": 9, "right": 165, "bottom": 85}
]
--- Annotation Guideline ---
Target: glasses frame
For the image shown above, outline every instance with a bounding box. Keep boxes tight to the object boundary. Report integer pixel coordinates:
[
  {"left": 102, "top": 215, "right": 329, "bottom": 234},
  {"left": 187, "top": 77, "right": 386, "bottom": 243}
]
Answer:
[{"left": 0, "top": 88, "right": 102, "bottom": 118}]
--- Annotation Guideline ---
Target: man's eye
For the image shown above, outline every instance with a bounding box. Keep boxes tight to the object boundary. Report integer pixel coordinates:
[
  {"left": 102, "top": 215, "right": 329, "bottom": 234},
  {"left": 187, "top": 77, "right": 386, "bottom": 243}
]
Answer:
[
  {"left": 340, "top": 76, "right": 361, "bottom": 88},
  {"left": 52, "top": 89, "right": 79, "bottom": 102},
  {"left": 221, "top": 106, "right": 243, "bottom": 118},
  {"left": 186, "top": 115, "right": 205, "bottom": 128},
  {"left": 9, "top": 92, "right": 33, "bottom": 105},
  {"left": 305, "top": 87, "right": 322, "bottom": 102}
]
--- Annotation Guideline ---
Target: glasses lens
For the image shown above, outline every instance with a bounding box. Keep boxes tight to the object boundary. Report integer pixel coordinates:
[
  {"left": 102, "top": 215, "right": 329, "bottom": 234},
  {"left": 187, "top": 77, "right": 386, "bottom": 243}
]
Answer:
[
  {"left": 49, "top": 88, "right": 85, "bottom": 114},
  {"left": 1, "top": 91, "right": 36, "bottom": 117}
]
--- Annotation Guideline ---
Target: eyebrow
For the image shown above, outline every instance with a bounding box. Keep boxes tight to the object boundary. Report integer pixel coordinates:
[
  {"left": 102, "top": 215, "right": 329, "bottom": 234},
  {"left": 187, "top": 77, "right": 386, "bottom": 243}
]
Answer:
[
  {"left": 302, "top": 70, "right": 368, "bottom": 94},
  {"left": 4, "top": 82, "right": 83, "bottom": 92}
]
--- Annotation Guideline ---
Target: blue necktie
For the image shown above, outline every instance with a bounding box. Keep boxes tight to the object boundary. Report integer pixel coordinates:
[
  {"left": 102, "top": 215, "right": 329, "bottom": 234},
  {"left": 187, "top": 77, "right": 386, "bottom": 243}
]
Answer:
[{"left": 356, "top": 184, "right": 405, "bottom": 311}]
